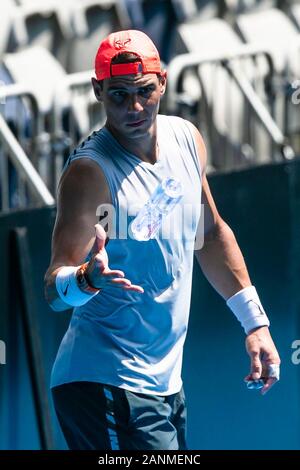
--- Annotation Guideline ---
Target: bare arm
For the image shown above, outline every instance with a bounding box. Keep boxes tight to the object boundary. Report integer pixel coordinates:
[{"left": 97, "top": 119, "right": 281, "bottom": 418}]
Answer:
[
  {"left": 44, "top": 158, "right": 143, "bottom": 312},
  {"left": 190, "top": 125, "right": 251, "bottom": 297},
  {"left": 195, "top": 174, "right": 252, "bottom": 299},
  {"left": 190, "top": 123, "right": 280, "bottom": 394}
]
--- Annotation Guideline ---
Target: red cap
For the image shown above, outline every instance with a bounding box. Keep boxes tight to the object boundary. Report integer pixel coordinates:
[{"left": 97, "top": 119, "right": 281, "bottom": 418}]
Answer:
[{"left": 95, "top": 30, "right": 162, "bottom": 80}]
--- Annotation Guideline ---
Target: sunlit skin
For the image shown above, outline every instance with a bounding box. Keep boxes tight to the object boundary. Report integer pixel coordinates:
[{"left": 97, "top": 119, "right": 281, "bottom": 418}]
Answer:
[
  {"left": 44, "top": 70, "right": 281, "bottom": 395},
  {"left": 92, "top": 73, "right": 166, "bottom": 165}
]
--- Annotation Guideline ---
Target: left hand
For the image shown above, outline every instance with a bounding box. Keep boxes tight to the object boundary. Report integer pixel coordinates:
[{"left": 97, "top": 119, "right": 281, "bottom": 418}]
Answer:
[{"left": 245, "top": 326, "right": 281, "bottom": 395}]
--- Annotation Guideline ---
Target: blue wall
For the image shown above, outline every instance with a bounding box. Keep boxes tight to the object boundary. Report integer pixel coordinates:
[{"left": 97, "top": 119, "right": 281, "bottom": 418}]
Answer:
[{"left": 184, "top": 161, "right": 300, "bottom": 449}]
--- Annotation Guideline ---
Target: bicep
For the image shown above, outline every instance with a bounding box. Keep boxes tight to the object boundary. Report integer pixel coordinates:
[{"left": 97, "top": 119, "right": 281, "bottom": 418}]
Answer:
[
  {"left": 188, "top": 122, "right": 222, "bottom": 236},
  {"left": 201, "top": 174, "right": 221, "bottom": 236},
  {"left": 50, "top": 159, "right": 110, "bottom": 268}
]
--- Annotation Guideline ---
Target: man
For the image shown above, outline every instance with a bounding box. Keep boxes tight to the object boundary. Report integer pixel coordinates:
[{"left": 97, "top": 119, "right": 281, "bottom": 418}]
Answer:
[{"left": 44, "top": 30, "right": 280, "bottom": 450}]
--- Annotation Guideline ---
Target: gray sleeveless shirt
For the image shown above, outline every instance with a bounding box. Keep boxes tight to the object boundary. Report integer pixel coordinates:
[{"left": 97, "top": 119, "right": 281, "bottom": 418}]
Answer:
[{"left": 51, "top": 114, "right": 202, "bottom": 395}]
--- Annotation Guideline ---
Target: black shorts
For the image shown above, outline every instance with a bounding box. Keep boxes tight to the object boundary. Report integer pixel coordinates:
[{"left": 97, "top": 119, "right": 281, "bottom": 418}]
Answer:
[{"left": 52, "top": 382, "right": 187, "bottom": 450}]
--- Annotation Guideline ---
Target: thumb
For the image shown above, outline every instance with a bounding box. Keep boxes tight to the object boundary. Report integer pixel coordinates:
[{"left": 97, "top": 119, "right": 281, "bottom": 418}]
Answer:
[
  {"left": 91, "top": 223, "right": 107, "bottom": 254},
  {"left": 250, "top": 352, "right": 262, "bottom": 380}
]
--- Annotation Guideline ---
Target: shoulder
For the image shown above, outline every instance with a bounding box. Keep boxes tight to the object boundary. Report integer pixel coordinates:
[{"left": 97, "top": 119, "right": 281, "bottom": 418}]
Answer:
[
  {"left": 157, "top": 113, "right": 187, "bottom": 128},
  {"left": 182, "top": 120, "right": 207, "bottom": 176},
  {"left": 58, "top": 156, "right": 110, "bottom": 205},
  {"left": 157, "top": 114, "right": 196, "bottom": 141},
  {"left": 158, "top": 114, "right": 203, "bottom": 141},
  {"left": 69, "top": 128, "right": 108, "bottom": 160},
  {"left": 159, "top": 115, "right": 207, "bottom": 175},
  {"left": 61, "top": 128, "right": 111, "bottom": 193}
]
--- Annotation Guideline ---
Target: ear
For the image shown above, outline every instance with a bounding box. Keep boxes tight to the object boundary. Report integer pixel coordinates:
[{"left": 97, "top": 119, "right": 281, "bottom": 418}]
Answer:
[
  {"left": 159, "top": 71, "right": 167, "bottom": 96},
  {"left": 91, "top": 77, "right": 103, "bottom": 102}
]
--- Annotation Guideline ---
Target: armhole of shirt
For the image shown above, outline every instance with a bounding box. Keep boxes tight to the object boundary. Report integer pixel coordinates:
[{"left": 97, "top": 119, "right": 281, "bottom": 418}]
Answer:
[{"left": 183, "top": 120, "right": 203, "bottom": 184}]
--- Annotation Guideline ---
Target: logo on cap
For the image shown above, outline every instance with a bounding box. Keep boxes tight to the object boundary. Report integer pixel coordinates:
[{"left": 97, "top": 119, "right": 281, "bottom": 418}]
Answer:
[{"left": 114, "top": 38, "right": 131, "bottom": 49}]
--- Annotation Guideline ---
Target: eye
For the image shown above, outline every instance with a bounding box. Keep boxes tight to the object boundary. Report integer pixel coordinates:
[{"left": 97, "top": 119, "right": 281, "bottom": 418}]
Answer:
[
  {"left": 112, "top": 90, "right": 127, "bottom": 98},
  {"left": 139, "top": 86, "right": 153, "bottom": 95}
]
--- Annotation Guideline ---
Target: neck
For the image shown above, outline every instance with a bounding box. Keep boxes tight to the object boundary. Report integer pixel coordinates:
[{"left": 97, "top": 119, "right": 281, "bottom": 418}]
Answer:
[{"left": 106, "top": 122, "right": 159, "bottom": 164}]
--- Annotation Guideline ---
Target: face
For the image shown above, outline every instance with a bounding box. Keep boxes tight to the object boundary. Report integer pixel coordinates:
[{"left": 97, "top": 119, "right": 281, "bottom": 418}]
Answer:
[{"left": 92, "top": 73, "right": 166, "bottom": 141}]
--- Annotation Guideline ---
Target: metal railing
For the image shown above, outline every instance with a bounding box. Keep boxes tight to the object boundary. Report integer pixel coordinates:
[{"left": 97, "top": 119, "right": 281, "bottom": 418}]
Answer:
[
  {"left": 1, "top": 44, "right": 298, "bottom": 212},
  {"left": 166, "top": 44, "right": 296, "bottom": 171},
  {"left": 50, "top": 69, "right": 106, "bottom": 191},
  {"left": 0, "top": 85, "right": 54, "bottom": 211},
  {"left": 0, "top": 71, "right": 104, "bottom": 211}
]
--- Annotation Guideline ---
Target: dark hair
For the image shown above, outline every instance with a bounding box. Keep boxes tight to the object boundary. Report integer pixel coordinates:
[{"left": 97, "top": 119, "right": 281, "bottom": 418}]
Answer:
[{"left": 111, "top": 52, "right": 140, "bottom": 64}]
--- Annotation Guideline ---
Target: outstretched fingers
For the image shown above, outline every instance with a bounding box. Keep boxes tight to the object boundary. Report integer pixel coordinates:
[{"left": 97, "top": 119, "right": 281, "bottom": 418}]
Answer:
[
  {"left": 122, "top": 284, "right": 144, "bottom": 293},
  {"left": 102, "top": 269, "right": 144, "bottom": 293}
]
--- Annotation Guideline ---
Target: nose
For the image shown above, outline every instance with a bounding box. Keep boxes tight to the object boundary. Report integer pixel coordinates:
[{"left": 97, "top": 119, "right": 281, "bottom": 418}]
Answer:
[{"left": 128, "top": 93, "right": 143, "bottom": 113}]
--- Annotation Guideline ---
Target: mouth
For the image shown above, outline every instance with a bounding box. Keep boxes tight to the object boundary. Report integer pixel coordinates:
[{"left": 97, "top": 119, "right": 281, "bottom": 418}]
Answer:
[{"left": 126, "top": 120, "right": 146, "bottom": 127}]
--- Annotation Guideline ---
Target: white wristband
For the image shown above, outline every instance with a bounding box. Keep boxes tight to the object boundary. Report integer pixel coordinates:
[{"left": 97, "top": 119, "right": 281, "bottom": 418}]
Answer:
[
  {"left": 226, "top": 286, "right": 270, "bottom": 335},
  {"left": 56, "top": 266, "right": 99, "bottom": 307}
]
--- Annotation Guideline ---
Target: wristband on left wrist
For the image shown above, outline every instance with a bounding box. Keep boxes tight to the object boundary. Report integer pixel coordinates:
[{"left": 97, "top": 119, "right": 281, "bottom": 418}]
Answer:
[{"left": 226, "top": 285, "right": 270, "bottom": 335}]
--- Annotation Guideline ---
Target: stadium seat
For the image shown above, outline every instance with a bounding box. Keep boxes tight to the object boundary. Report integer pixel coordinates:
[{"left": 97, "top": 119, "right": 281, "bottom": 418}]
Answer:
[
  {"left": 290, "top": 3, "right": 300, "bottom": 30},
  {"left": 173, "top": 18, "right": 274, "bottom": 170},
  {"left": 4, "top": 46, "right": 68, "bottom": 115},
  {"left": 66, "top": 0, "right": 130, "bottom": 74},
  {"left": 0, "top": 0, "right": 22, "bottom": 55},
  {"left": 235, "top": 7, "right": 300, "bottom": 146},
  {"left": 223, "top": 0, "right": 276, "bottom": 15},
  {"left": 236, "top": 8, "right": 300, "bottom": 75},
  {"left": 14, "top": 1, "right": 72, "bottom": 68},
  {"left": 128, "top": 0, "right": 179, "bottom": 63}
]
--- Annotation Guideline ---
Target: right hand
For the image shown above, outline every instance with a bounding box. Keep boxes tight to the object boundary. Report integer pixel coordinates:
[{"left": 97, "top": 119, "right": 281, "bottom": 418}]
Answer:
[
  {"left": 245, "top": 326, "right": 280, "bottom": 395},
  {"left": 85, "top": 224, "right": 144, "bottom": 293}
]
